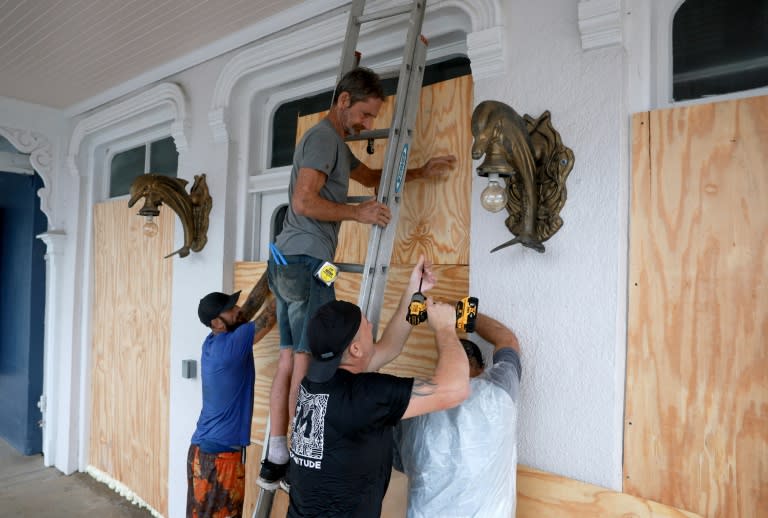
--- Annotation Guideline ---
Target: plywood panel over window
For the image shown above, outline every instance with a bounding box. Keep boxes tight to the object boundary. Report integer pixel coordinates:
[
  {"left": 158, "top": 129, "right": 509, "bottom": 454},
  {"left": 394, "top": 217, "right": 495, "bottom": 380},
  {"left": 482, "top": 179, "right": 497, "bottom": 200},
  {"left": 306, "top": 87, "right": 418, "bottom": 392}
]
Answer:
[
  {"left": 295, "top": 75, "right": 473, "bottom": 266},
  {"left": 91, "top": 200, "right": 173, "bottom": 516},
  {"left": 625, "top": 96, "right": 768, "bottom": 517}
]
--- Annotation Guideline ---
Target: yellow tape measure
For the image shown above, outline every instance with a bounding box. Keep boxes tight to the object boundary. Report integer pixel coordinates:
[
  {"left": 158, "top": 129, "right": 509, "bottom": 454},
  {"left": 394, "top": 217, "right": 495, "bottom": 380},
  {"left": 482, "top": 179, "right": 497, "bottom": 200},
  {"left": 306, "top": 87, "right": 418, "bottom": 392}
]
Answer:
[{"left": 315, "top": 261, "right": 339, "bottom": 286}]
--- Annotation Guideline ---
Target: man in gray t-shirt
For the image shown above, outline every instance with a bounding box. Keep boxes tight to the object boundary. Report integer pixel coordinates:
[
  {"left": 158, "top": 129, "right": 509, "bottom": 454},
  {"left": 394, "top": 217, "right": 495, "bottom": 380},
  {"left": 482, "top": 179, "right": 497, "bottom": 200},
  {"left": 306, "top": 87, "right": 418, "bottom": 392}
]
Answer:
[
  {"left": 394, "top": 313, "right": 522, "bottom": 518},
  {"left": 259, "top": 67, "right": 457, "bottom": 488}
]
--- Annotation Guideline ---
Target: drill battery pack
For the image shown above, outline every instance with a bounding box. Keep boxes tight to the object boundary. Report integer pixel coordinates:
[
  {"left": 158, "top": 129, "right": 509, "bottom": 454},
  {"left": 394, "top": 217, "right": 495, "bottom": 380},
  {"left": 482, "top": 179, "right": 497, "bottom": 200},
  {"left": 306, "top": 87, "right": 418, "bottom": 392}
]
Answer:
[{"left": 455, "top": 296, "right": 479, "bottom": 333}]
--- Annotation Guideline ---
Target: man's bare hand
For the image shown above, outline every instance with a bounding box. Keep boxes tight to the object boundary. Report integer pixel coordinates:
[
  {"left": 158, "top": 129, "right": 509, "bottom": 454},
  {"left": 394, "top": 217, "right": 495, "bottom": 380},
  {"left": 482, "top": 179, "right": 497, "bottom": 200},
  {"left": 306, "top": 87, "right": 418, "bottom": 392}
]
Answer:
[
  {"left": 425, "top": 297, "right": 456, "bottom": 332},
  {"left": 408, "top": 255, "right": 437, "bottom": 294},
  {"left": 355, "top": 199, "right": 391, "bottom": 226}
]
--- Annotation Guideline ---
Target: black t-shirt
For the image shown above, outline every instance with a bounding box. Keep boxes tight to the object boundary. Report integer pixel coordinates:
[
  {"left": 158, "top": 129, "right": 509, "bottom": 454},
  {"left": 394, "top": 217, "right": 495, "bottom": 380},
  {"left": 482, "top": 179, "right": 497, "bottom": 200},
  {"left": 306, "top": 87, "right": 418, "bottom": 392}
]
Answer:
[{"left": 288, "top": 369, "right": 414, "bottom": 518}]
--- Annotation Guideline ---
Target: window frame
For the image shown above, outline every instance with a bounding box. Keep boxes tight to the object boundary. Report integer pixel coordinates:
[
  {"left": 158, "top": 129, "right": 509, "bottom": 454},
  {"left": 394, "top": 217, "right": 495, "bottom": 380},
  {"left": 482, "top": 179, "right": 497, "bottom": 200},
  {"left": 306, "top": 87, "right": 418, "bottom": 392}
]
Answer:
[{"left": 103, "top": 132, "right": 178, "bottom": 200}]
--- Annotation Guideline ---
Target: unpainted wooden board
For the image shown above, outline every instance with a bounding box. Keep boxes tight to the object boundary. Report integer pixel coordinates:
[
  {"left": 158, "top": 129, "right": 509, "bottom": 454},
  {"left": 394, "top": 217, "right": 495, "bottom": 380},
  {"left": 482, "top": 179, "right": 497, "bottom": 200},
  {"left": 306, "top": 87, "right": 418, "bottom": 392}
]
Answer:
[
  {"left": 626, "top": 97, "right": 768, "bottom": 517},
  {"left": 295, "top": 75, "right": 473, "bottom": 266},
  {"left": 91, "top": 200, "right": 173, "bottom": 516},
  {"left": 517, "top": 465, "right": 702, "bottom": 518}
]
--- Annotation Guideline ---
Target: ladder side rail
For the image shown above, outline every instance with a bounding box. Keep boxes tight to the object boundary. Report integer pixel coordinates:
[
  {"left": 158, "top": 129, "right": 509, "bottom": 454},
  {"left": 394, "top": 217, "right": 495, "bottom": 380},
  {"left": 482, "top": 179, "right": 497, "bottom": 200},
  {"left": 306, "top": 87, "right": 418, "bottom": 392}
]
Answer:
[
  {"left": 357, "top": 0, "right": 426, "bottom": 324},
  {"left": 358, "top": 44, "right": 428, "bottom": 331},
  {"left": 337, "top": 0, "right": 366, "bottom": 84},
  {"left": 359, "top": 42, "right": 427, "bottom": 333}
]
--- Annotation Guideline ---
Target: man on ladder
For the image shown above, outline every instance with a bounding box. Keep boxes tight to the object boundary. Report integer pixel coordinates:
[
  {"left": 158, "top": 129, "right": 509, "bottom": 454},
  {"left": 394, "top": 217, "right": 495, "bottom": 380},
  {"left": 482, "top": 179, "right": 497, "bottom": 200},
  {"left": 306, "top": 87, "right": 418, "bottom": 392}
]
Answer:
[{"left": 259, "top": 65, "right": 455, "bottom": 490}]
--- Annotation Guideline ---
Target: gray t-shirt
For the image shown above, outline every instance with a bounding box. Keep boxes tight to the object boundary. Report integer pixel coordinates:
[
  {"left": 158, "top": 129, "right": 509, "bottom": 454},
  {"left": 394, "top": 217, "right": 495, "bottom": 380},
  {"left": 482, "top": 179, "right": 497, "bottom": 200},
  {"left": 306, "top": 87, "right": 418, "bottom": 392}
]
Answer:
[{"left": 275, "top": 118, "right": 361, "bottom": 261}]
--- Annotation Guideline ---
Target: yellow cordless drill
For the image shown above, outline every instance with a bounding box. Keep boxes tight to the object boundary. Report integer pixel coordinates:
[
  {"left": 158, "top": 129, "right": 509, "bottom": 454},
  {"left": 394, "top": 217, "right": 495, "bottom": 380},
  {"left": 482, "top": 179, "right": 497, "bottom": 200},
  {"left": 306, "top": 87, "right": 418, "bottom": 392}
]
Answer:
[{"left": 406, "top": 269, "right": 478, "bottom": 332}]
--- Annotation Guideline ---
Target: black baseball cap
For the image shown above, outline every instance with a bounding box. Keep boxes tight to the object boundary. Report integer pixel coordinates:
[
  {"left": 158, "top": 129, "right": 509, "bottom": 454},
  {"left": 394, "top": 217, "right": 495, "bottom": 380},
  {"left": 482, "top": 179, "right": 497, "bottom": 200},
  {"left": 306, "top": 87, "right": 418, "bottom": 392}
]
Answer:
[
  {"left": 306, "top": 300, "right": 362, "bottom": 383},
  {"left": 198, "top": 291, "right": 242, "bottom": 327}
]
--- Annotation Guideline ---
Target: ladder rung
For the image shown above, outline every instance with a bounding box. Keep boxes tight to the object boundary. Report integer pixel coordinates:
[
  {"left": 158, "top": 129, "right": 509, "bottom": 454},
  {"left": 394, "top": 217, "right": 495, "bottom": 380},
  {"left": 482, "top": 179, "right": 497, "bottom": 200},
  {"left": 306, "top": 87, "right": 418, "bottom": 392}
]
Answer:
[
  {"left": 346, "top": 196, "right": 373, "bottom": 203},
  {"left": 345, "top": 128, "right": 391, "bottom": 142},
  {"left": 357, "top": 4, "right": 414, "bottom": 24},
  {"left": 337, "top": 263, "right": 365, "bottom": 274}
]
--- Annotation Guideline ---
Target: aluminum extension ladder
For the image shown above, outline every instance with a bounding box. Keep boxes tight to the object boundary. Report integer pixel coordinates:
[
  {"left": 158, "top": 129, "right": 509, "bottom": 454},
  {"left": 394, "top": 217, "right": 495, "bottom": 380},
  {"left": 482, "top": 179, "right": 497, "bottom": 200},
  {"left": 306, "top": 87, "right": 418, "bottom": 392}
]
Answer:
[
  {"left": 253, "top": 1, "right": 428, "bottom": 516},
  {"left": 340, "top": 0, "right": 428, "bottom": 336}
]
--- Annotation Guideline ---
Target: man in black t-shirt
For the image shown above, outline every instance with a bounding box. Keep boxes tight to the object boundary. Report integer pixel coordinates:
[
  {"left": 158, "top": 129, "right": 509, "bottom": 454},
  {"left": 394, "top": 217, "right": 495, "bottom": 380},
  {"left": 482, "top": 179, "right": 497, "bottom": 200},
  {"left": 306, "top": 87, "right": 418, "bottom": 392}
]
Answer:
[{"left": 287, "top": 255, "right": 470, "bottom": 518}]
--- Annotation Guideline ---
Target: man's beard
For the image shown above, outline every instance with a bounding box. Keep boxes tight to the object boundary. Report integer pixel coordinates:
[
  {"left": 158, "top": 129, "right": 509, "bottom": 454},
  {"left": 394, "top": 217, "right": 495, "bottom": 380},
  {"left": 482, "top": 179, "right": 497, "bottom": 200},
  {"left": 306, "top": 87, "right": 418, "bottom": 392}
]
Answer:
[{"left": 225, "top": 315, "right": 247, "bottom": 332}]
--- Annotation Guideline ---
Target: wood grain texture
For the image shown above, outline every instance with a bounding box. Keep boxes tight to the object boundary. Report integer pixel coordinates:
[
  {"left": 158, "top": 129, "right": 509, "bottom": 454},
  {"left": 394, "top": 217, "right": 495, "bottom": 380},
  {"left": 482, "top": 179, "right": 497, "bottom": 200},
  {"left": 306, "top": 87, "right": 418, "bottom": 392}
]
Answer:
[
  {"left": 242, "top": 442, "right": 289, "bottom": 518},
  {"left": 233, "top": 262, "right": 280, "bottom": 444},
  {"left": 295, "top": 75, "right": 473, "bottom": 266},
  {"left": 626, "top": 97, "right": 768, "bottom": 517},
  {"left": 518, "top": 465, "right": 702, "bottom": 518},
  {"left": 90, "top": 200, "right": 173, "bottom": 516}
]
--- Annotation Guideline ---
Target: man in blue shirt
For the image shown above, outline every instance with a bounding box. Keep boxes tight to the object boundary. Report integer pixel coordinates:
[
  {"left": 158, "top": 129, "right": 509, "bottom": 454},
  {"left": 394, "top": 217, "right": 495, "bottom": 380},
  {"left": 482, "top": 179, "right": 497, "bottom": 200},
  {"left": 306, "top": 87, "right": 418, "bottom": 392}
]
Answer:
[{"left": 187, "top": 273, "right": 276, "bottom": 518}]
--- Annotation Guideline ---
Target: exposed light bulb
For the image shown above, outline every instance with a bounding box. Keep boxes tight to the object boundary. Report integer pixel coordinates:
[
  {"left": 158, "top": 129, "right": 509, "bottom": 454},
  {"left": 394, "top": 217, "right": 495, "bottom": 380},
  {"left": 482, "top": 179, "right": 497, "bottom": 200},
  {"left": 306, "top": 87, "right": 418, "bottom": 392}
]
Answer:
[
  {"left": 143, "top": 215, "right": 159, "bottom": 238},
  {"left": 480, "top": 173, "right": 508, "bottom": 212}
]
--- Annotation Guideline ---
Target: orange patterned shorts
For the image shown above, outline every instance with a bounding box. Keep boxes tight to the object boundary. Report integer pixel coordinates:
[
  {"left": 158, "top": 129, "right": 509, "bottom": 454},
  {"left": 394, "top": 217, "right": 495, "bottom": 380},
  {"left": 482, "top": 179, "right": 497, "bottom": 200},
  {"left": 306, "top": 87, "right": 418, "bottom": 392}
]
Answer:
[{"left": 186, "top": 444, "right": 246, "bottom": 518}]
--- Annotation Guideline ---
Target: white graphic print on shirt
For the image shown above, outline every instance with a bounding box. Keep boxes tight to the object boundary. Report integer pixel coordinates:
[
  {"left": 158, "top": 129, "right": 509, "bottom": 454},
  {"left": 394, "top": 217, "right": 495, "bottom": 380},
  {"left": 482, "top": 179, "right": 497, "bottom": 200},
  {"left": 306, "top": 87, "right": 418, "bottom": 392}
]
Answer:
[{"left": 290, "top": 385, "right": 328, "bottom": 469}]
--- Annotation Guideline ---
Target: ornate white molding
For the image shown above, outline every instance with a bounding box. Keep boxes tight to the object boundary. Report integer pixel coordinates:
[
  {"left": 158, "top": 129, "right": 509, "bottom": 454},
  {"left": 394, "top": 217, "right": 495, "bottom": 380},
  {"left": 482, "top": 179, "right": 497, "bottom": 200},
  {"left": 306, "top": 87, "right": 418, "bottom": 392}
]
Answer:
[
  {"left": 209, "top": 14, "right": 349, "bottom": 143},
  {"left": 37, "top": 230, "right": 68, "bottom": 259},
  {"left": 68, "top": 82, "right": 190, "bottom": 177},
  {"left": 578, "top": 0, "right": 623, "bottom": 50},
  {"left": 466, "top": 26, "right": 505, "bottom": 80},
  {"left": 0, "top": 126, "right": 55, "bottom": 224},
  {"left": 435, "top": 0, "right": 502, "bottom": 35},
  {"left": 210, "top": 0, "right": 504, "bottom": 141},
  {"left": 207, "top": 107, "right": 229, "bottom": 144}
]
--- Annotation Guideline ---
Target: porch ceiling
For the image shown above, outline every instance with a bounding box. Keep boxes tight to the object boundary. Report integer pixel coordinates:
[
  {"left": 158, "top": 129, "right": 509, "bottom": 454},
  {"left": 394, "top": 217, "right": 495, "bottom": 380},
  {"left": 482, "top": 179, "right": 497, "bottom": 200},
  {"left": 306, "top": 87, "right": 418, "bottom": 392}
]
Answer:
[{"left": 0, "top": 0, "right": 303, "bottom": 112}]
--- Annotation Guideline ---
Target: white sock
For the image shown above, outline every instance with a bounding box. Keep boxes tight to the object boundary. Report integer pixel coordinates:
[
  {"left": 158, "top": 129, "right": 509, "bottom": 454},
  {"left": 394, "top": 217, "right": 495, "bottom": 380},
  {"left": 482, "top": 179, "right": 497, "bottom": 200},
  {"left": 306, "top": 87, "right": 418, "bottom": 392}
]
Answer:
[{"left": 267, "top": 436, "right": 289, "bottom": 464}]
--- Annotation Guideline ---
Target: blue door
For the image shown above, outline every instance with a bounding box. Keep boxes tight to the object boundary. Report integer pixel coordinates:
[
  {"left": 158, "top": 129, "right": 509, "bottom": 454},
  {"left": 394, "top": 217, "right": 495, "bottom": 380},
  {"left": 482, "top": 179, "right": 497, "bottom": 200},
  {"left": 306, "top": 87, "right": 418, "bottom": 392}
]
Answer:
[{"left": 0, "top": 171, "right": 46, "bottom": 455}]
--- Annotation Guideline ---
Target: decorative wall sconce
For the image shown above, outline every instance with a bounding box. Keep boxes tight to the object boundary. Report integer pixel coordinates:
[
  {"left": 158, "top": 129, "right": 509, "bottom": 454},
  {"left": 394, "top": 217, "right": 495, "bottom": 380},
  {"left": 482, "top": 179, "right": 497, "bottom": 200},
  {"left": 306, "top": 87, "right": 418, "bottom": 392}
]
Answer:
[
  {"left": 471, "top": 100, "right": 574, "bottom": 253},
  {"left": 127, "top": 173, "right": 212, "bottom": 258}
]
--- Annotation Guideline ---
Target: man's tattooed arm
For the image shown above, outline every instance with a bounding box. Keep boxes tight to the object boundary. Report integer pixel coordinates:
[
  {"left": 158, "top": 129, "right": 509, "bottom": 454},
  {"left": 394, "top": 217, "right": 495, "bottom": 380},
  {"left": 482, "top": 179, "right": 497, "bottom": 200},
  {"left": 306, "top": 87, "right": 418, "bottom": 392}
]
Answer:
[
  {"left": 252, "top": 296, "right": 277, "bottom": 344},
  {"left": 410, "top": 377, "right": 438, "bottom": 397},
  {"left": 240, "top": 271, "right": 270, "bottom": 321}
]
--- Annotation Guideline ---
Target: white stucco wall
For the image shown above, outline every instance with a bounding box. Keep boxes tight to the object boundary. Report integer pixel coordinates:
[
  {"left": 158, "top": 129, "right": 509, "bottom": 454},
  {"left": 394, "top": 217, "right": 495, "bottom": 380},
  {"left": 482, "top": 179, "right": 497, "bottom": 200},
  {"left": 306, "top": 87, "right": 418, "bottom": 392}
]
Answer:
[
  {"left": 17, "top": 0, "right": 753, "bottom": 515},
  {"left": 470, "top": 1, "right": 625, "bottom": 489},
  {"left": 161, "top": 54, "right": 238, "bottom": 518}
]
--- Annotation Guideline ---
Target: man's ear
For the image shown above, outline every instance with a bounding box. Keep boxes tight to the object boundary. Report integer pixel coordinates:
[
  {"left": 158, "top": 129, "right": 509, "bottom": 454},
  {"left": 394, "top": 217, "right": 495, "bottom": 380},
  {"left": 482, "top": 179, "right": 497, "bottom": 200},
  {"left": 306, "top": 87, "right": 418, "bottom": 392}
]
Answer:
[
  {"left": 337, "top": 91, "right": 351, "bottom": 109},
  {"left": 347, "top": 339, "right": 363, "bottom": 358},
  {"left": 210, "top": 316, "right": 226, "bottom": 334}
]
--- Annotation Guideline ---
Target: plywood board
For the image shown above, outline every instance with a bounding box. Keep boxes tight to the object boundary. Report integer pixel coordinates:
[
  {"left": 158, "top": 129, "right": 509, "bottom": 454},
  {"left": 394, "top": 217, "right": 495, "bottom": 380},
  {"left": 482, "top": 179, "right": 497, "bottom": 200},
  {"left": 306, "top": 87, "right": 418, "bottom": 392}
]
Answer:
[
  {"left": 242, "top": 442, "right": 289, "bottom": 518},
  {"left": 233, "top": 262, "right": 280, "bottom": 442},
  {"left": 90, "top": 200, "right": 173, "bottom": 516},
  {"left": 517, "top": 465, "right": 701, "bottom": 518},
  {"left": 395, "top": 464, "right": 702, "bottom": 518},
  {"left": 295, "top": 75, "right": 473, "bottom": 266},
  {"left": 626, "top": 97, "right": 768, "bottom": 517}
]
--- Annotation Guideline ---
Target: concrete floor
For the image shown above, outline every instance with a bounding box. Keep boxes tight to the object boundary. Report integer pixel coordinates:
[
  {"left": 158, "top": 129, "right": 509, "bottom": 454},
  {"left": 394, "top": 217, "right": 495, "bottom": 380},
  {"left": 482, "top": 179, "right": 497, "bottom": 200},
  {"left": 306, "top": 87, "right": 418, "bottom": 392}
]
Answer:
[{"left": 0, "top": 437, "right": 154, "bottom": 518}]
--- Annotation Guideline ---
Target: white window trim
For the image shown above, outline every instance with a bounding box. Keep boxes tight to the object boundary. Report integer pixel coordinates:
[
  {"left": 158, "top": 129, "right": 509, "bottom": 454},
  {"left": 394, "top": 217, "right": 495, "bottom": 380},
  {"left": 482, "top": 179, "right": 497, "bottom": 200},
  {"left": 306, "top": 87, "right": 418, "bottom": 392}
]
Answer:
[
  {"left": 623, "top": 0, "right": 768, "bottom": 112},
  {"left": 54, "top": 82, "right": 189, "bottom": 474}
]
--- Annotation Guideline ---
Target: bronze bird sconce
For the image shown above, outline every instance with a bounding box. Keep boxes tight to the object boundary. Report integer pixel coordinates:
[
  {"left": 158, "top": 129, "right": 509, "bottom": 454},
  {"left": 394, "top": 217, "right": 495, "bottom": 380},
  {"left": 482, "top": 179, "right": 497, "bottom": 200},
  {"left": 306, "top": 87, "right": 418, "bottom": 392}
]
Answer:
[
  {"left": 471, "top": 100, "right": 574, "bottom": 253},
  {"left": 128, "top": 173, "right": 212, "bottom": 258}
]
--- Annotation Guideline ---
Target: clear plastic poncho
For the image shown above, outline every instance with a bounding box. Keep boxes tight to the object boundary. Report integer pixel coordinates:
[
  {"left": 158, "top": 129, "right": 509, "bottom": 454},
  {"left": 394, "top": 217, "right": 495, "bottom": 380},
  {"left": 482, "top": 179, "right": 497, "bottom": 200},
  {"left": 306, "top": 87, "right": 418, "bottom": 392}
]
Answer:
[{"left": 393, "top": 357, "right": 520, "bottom": 518}]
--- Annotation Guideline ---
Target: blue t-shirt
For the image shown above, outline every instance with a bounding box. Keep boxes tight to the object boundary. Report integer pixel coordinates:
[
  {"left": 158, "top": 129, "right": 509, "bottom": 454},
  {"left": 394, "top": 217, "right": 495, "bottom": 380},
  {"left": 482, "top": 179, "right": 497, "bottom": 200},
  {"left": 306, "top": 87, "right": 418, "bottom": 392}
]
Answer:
[{"left": 191, "top": 321, "right": 256, "bottom": 450}]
